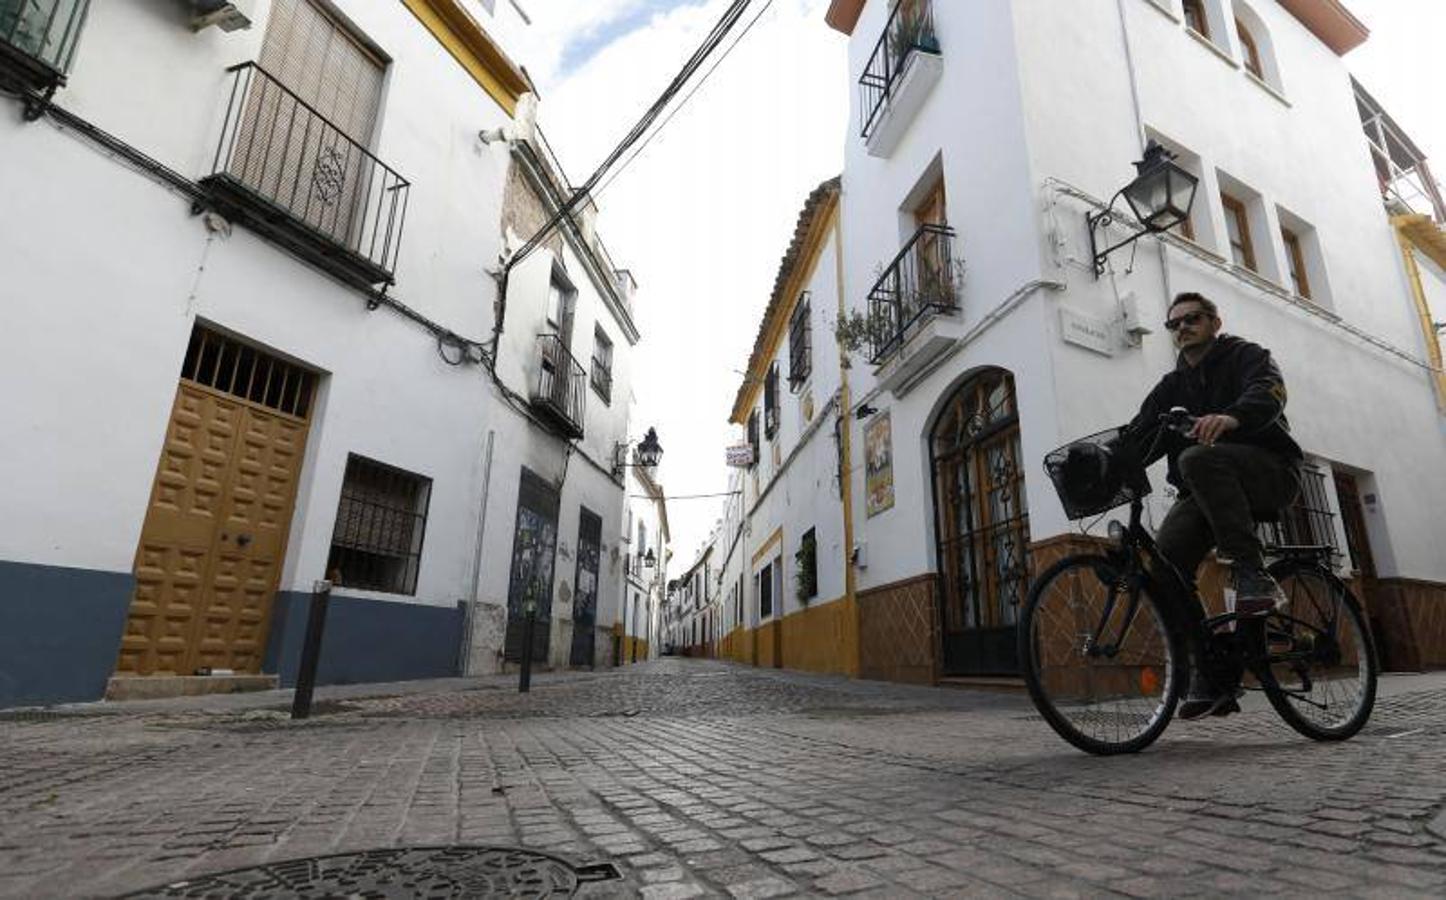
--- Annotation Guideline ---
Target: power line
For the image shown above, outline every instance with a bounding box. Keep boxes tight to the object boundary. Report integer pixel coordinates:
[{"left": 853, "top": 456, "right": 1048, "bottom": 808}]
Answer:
[
  {"left": 631, "top": 491, "right": 743, "bottom": 500},
  {"left": 594, "top": 0, "right": 778, "bottom": 201}
]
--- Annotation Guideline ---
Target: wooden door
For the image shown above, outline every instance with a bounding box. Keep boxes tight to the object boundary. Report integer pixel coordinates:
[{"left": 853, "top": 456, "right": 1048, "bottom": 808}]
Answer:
[
  {"left": 118, "top": 329, "right": 313, "bottom": 675},
  {"left": 570, "top": 508, "right": 602, "bottom": 667}
]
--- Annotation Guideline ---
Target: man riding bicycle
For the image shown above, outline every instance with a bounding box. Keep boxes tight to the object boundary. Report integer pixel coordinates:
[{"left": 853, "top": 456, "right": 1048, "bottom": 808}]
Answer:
[{"left": 1126, "top": 292, "right": 1303, "bottom": 719}]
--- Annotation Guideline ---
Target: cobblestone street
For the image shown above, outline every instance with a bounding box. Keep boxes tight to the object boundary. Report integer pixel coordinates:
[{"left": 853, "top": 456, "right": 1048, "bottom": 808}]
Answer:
[{"left": 3, "top": 659, "right": 1445, "bottom": 898}]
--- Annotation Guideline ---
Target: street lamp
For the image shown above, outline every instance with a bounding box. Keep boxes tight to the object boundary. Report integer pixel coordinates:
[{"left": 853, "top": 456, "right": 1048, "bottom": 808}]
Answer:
[
  {"left": 612, "top": 427, "right": 664, "bottom": 478},
  {"left": 1087, "top": 142, "right": 1199, "bottom": 278},
  {"left": 643, "top": 548, "right": 657, "bottom": 568}
]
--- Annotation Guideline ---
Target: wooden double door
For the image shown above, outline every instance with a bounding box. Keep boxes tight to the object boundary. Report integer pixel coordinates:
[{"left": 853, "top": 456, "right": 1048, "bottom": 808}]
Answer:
[{"left": 116, "top": 328, "right": 313, "bottom": 676}]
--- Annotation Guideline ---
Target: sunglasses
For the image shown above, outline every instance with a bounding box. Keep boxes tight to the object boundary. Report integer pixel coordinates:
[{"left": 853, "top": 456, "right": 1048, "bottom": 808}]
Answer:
[{"left": 1164, "top": 311, "right": 1210, "bottom": 332}]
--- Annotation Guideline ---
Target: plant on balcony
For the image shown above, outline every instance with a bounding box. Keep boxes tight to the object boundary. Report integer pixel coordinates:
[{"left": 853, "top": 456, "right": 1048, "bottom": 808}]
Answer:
[{"left": 834, "top": 306, "right": 896, "bottom": 357}]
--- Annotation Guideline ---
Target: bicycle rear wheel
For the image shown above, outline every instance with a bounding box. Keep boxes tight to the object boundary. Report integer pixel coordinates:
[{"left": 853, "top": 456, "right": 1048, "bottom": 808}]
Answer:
[
  {"left": 1020, "top": 554, "right": 1185, "bottom": 755},
  {"left": 1258, "top": 559, "right": 1377, "bottom": 741}
]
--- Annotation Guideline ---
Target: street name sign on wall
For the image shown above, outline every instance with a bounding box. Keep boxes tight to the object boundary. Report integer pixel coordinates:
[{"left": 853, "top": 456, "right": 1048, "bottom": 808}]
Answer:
[
  {"left": 725, "top": 445, "right": 754, "bottom": 467},
  {"left": 1060, "top": 308, "right": 1115, "bottom": 357}
]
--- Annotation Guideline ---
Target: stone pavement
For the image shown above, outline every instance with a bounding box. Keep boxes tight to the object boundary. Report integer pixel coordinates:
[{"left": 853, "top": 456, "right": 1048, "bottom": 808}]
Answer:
[{"left": 2, "top": 659, "right": 1445, "bottom": 898}]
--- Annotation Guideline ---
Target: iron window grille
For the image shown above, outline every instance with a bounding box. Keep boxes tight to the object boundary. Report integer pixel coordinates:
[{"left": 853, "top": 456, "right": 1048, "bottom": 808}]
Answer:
[
  {"left": 858, "top": 0, "right": 939, "bottom": 141},
  {"left": 327, "top": 455, "right": 432, "bottom": 595},
  {"left": 1258, "top": 465, "right": 1342, "bottom": 558},
  {"left": 180, "top": 325, "right": 316, "bottom": 419},
  {"left": 0, "top": 0, "right": 88, "bottom": 94},
  {"left": 868, "top": 223, "right": 959, "bottom": 364},
  {"left": 763, "top": 363, "right": 780, "bottom": 438},
  {"left": 590, "top": 327, "right": 613, "bottom": 405},
  {"left": 788, "top": 293, "right": 812, "bottom": 391},
  {"left": 795, "top": 527, "right": 818, "bottom": 602},
  {"left": 747, "top": 411, "right": 760, "bottom": 469},
  {"left": 202, "top": 62, "right": 411, "bottom": 288},
  {"left": 532, "top": 333, "right": 587, "bottom": 439}
]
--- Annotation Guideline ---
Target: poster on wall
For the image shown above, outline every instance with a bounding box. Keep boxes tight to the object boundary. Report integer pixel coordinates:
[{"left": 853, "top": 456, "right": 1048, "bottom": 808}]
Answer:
[{"left": 865, "top": 411, "right": 895, "bottom": 517}]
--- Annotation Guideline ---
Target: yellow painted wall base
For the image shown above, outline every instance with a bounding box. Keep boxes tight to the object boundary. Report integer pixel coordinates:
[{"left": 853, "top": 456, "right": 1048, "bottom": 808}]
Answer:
[
  {"left": 706, "top": 596, "right": 859, "bottom": 676},
  {"left": 619, "top": 637, "right": 648, "bottom": 664}
]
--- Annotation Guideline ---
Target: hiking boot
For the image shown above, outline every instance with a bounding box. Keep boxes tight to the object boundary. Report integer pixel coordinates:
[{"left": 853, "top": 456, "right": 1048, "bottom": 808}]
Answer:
[
  {"left": 1233, "top": 565, "right": 1286, "bottom": 618},
  {"left": 1178, "top": 670, "right": 1238, "bottom": 720}
]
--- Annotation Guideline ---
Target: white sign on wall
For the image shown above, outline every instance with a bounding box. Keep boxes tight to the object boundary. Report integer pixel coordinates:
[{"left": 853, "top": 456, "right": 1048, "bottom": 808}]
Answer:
[
  {"left": 1060, "top": 307, "right": 1115, "bottom": 357},
  {"left": 725, "top": 445, "right": 755, "bottom": 468}
]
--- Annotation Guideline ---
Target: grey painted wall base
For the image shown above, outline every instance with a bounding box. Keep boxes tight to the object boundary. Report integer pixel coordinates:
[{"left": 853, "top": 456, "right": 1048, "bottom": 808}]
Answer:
[
  {"left": 0, "top": 559, "right": 133, "bottom": 708},
  {"left": 263, "top": 591, "right": 465, "bottom": 688}
]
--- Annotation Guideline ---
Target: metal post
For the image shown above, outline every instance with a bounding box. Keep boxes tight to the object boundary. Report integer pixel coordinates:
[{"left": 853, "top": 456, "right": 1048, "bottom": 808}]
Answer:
[
  {"left": 518, "top": 598, "right": 536, "bottom": 693},
  {"left": 290, "top": 579, "right": 332, "bottom": 720}
]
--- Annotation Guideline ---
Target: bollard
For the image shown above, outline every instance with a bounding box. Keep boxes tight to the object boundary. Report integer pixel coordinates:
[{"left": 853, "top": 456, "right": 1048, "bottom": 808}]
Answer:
[
  {"left": 291, "top": 579, "right": 332, "bottom": 719},
  {"left": 518, "top": 601, "right": 536, "bottom": 694}
]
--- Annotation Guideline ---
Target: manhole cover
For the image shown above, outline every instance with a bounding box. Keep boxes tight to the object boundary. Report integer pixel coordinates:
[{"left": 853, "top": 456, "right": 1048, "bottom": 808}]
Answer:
[{"left": 121, "top": 846, "right": 622, "bottom": 899}]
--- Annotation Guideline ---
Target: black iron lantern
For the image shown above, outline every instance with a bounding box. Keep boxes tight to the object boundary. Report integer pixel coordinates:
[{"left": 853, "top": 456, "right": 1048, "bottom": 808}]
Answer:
[
  {"left": 635, "top": 427, "right": 663, "bottom": 468},
  {"left": 1088, "top": 142, "right": 1199, "bottom": 277},
  {"left": 643, "top": 549, "right": 657, "bottom": 568}
]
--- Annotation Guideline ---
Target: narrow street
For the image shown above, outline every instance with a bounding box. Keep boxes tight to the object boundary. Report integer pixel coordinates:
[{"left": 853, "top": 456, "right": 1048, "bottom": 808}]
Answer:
[{"left": 3, "top": 660, "right": 1444, "bottom": 898}]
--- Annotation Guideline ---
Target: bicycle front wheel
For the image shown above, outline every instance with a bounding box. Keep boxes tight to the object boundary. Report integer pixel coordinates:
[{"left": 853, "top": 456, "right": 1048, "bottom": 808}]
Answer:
[
  {"left": 1020, "top": 554, "right": 1185, "bottom": 755},
  {"left": 1259, "top": 560, "right": 1377, "bottom": 741}
]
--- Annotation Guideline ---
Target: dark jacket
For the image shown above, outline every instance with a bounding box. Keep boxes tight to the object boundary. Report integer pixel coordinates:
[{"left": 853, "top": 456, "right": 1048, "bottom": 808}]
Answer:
[{"left": 1127, "top": 333, "right": 1303, "bottom": 491}]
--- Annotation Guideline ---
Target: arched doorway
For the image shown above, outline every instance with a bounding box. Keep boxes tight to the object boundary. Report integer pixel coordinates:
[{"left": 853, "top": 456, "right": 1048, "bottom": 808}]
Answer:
[{"left": 930, "top": 369, "right": 1032, "bottom": 675}]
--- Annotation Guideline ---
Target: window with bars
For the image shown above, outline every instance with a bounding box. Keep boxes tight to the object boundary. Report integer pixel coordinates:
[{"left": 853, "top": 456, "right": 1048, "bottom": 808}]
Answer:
[
  {"left": 326, "top": 454, "right": 432, "bottom": 595},
  {"left": 181, "top": 325, "right": 315, "bottom": 418},
  {"left": 764, "top": 362, "right": 780, "bottom": 438},
  {"left": 747, "top": 410, "right": 760, "bottom": 469},
  {"left": 591, "top": 326, "right": 613, "bottom": 404},
  {"left": 788, "top": 293, "right": 812, "bottom": 390}
]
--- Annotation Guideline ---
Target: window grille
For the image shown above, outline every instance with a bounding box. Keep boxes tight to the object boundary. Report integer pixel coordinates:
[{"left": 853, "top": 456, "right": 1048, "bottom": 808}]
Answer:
[
  {"left": 747, "top": 411, "right": 760, "bottom": 469},
  {"left": 788, "top": 294, "right": 812, "bottom": 390},
  {"left": 181, "top": 325, "right": 315, "bottom": 419},
  {"left": 764, "top": 363, "right": 780, "bottom": 438},
  {"left": 327, "top": 454, "right": 432, "bottom": 594},
  {"left": 591, "top": 326, "right": 613, "bottom": 404},
  {"left": 1259, "top": 465, "right": 1341, "bottom": 557}
]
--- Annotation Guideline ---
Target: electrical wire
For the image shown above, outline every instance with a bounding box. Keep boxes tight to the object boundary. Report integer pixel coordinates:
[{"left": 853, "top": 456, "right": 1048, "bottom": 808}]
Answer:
[{"left": 593, "top": 0, "right": 778, "bottom": 201}]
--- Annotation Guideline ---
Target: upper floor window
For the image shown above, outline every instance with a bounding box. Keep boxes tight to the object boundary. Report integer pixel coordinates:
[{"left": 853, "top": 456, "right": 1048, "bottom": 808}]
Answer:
[
  {"left": 788, "top": 293, "right": 812, "bottom": 390},
  {"left": 1281, "top": 227, "right": 1310, "bottom": 299},
  {"left": 764, "top": 362, "right": 780, "bottom": 439},
  {"left": 1236, "top": 18, "right": 1263, "bottom": 78},
  {"left": 747, "top": 410, "right": 760, "bottom": 468},
  {"left": 1221, "top": 192, "right": 1256, "bottom": 271},
  {"left": 590, "top": 326, "right": 613, "bottom": 404},
  {"left": 1182, "top": 0, "right": 1209, "bottom": 38}
]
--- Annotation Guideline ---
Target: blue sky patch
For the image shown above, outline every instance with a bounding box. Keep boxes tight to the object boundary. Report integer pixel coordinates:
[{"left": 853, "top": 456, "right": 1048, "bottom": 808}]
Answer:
[{"left": 557, "top": 0, "right": 709, "bottom": 76}]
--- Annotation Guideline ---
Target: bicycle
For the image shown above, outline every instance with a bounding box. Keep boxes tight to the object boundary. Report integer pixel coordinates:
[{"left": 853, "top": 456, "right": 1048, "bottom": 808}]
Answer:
[{"left": 1019, "top": 409, "right": 1378, "bottom": 755}]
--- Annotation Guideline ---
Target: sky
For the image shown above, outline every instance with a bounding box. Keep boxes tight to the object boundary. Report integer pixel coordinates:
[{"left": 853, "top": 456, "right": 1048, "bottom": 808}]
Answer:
[{"left": 499, "top": 0, "right": 1443, "bottom": 577}]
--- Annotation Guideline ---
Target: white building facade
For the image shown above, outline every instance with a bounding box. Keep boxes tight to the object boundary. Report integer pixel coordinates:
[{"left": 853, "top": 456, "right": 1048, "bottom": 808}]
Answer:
[
  {"left": 0, "top": 0, "right": 645, "bottom": 707},
  {"left": 712, "top": 0, "right": 1446, "bottom": 683}
]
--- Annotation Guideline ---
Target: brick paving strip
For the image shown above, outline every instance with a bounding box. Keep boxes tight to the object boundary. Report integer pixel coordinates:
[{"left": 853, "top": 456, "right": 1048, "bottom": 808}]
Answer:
[{"left": 1, "top": 662, "right": 1444, "bottom": 898}]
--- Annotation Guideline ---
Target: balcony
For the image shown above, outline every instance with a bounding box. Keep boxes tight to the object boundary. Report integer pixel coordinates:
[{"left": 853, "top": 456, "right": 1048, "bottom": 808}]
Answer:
[
  {"left": 0, "top": 0, "right": 88, "bottom": 96},
  {"left": 200, "top": 63, "right": 410, "bottom": 289},
  {"left": 868, "top": 223, "right": 959, "bottom": 374},
  {"left": 531, "top": 334, "right": 587, "bottom": 439},
  {"left": 1355, "top": 79, "right": 1445, "bottom": 224},
  {"left": 858, "top": 0, "right": 942, "bottom": 158}
]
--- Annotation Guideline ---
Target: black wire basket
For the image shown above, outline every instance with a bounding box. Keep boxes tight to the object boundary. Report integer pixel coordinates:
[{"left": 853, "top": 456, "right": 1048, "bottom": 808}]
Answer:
[{"left": 1044, "top": 426, "right": 1152, "bottom": 520}]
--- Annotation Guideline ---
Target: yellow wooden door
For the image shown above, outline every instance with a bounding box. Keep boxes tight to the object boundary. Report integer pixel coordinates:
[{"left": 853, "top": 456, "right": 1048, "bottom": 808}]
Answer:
[{"left": 118, "top": 332, "right": 313, "bottom": 676}]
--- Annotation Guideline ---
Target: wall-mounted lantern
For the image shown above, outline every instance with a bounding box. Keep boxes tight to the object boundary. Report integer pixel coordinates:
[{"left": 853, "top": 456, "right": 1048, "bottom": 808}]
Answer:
[{"left": 1088, "top": 142, "right": 1199, "bottom": 278}]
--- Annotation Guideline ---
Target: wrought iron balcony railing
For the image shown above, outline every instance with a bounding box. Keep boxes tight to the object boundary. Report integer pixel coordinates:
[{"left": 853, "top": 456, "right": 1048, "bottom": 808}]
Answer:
[
  {"left": 532, "top": 334, "right": 587, "bottom": 439},
  {"left": 858, "top": 0, "right": 939, "bottom": 141},
  {"left": 0, "top": 0, "right": 88, "bottom": 94},
  {"left": 202, "top": 62, "right": 410, "bottom": 288},
  {"left": 867, "top": 223, "right": 959, "bottom": 365}
]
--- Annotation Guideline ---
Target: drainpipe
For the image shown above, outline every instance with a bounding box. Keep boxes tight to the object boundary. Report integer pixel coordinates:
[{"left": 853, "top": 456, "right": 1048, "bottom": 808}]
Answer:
[
  {"left": 832, "top": 206, "right": 860, "bottom": 677},
  {"left": 459, "top": 429, "right": 496, "bottom": 676}
]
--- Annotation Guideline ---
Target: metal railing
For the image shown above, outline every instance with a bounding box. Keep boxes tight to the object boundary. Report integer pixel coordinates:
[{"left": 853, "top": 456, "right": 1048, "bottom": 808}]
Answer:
[
  {"left": 1259, "top": 465, "right": 1342, "bottom": 559},
  {"left": 1355, "top": 80, "right": 1445, "bottom": 224},
  {"left": 858, "top": 0, "right": 939, "bottom": 141},
  {"left": 205, "top": 62, "right": 410, "bottom": 284},
  {"left": 533, "top": 333, "right": 587, "bottom": 437},
  {"left": 0, "top": 0, "right": 88, "bottom": 83},
  {"left": 868, "top": 223, "right": 959, "bottom": 364}
]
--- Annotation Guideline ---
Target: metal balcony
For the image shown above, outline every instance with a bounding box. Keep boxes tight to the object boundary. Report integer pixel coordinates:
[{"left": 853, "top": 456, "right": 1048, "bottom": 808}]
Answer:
[
  {"left": 200, "top": 62, "right": 410, "bottom": 289},
  {"left": 858, "top": 0, "right": 941, "bottom": 157},
  {"left": 532, "top": 334, "right": 587, "bottom": 439},
  {"left": 868, "top": 224, "right": 959, "bottom": 365},
  {"left": 0, "top": 0, "right": 88, "bottom": 95}
]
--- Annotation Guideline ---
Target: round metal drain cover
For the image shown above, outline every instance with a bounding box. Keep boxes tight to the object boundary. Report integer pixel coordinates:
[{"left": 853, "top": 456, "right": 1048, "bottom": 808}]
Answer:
[{"left": 122, "top": 845, "right": 622, "bottom": 899}]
